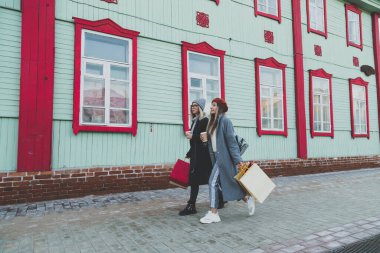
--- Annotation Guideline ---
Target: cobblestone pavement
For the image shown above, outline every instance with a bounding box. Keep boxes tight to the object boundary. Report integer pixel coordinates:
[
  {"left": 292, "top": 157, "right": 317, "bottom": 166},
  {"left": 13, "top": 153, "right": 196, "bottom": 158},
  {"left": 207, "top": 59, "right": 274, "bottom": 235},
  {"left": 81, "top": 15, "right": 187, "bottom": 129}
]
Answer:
[{"left": 0, "top": 168, "right": 379, "bottom": 253}]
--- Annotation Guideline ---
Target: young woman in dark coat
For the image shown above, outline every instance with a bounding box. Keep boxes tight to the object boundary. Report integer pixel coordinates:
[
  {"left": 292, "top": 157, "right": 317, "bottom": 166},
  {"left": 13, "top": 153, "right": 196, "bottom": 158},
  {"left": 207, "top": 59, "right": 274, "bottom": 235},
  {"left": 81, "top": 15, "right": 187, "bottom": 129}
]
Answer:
[{"left": 179, "top": 98, "right": 213, "bottom": 216}]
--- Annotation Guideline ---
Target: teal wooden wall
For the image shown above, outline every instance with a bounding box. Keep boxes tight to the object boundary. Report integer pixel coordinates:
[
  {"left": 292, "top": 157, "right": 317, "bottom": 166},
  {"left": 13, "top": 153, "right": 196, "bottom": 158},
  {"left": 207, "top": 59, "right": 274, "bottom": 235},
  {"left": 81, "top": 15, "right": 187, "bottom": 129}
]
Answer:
[
  {"left": 0, "top": 5, "right": 20, "bottom": 171},
  {"left": 301, "top": 0, "right": 380, "bottom": 157}
]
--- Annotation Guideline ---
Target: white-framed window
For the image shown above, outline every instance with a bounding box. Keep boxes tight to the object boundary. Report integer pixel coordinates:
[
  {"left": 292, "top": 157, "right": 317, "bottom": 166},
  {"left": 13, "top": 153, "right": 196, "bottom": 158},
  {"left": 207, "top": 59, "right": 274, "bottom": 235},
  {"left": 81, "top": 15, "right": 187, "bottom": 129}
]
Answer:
[
  {"left": 312, "top": 77, "right": 331, "bottom": 132},
  {"left": 258, "top": 0, "right": 278, "bottom": 16},
  {"left": 352, "top": 85, "right": 367, "bottom": 134},
  {"left": 348, "top": 10, "right": 360, "bottom": 45},
  {"left": 259, "top": 66, "right": 284, "bottom": 131},
  {"left": 80, "top": 30, "right": 132, "bottom": 127},
  {"left": 309, "top": 0, "right": 325, "bottom": 32},
  {"left": 188, "top": 52, "right": 221, "bottom": 117}
]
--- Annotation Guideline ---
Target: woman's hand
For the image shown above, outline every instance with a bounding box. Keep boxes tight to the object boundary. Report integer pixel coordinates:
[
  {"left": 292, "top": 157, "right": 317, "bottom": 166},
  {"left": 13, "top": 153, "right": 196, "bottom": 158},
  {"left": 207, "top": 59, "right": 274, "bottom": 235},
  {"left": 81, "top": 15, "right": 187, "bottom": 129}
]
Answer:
[{"left": 185, "top": 131, "right": 193, "bottom": 140}]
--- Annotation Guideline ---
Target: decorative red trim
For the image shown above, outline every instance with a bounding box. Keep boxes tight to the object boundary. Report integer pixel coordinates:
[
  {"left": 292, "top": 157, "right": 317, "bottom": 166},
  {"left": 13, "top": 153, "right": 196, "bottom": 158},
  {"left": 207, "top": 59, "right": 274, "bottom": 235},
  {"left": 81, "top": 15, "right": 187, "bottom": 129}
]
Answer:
[
  {"left": 353, "top": 57, "right": 359, "bottom": 67},
  {"left": 196, "top": 11, "right": 209, "bottom": 28},
  {"left": 255, "top": 57, "right": 288, "bottom": 137},
  {"left": 212, "top": 0, "right": 220, "bottom": 5},
  {"left": 101, "top": 0, "right": 117, "bottom": 3},
  {"left": 17, "top": 0, "right": 55, "bottom": 172},
  {"left": 349, "top": 77, "right": 369, "bottom": 138},
  {"left": 345, "top": 4, "right": 363, "bottom": 50},
  {"left": 72, "top": 18, "right": 139, "bottom": 136},
  {"left": 306, "top": 0, "right": 328, "bottom": 38},
  {"left": 372, "top": 14, "right": 380, "bottom": 140},
  {"left": 309, "top": 69, "right": 334, "bottom": 138},
  {"left": 264, "top": 30, "right": 274, "bottom": 44},
  {"left": 314, "top": 45, "right": 322, "bottom": 56},
  {"left": 254, "top": 0, "right": 282, "bottom": 23},
  {"left": 181, "top": 41, "right": 225, "bottom": 133},
  {"left": 291, "top": 0, "right": 308, "bottom": 159}
]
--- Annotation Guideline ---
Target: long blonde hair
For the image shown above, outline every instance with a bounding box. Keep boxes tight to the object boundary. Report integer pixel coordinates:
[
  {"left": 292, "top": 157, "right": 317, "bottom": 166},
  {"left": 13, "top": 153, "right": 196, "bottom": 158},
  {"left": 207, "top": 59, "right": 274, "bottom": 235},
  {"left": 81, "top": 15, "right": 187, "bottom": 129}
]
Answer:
[{"left": 190, "top": 104, "right": 205, "bottom": 120}]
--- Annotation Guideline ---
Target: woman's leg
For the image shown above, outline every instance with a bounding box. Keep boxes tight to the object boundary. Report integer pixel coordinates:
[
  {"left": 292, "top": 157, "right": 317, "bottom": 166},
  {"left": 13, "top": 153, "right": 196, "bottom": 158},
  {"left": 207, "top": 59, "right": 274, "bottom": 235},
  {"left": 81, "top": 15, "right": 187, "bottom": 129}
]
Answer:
[
  {"left": 209, "top": 163, "right": 220, "bottom": 213},
  {"left": 188, "top": 184, "right": 199, "bottom": 204}
]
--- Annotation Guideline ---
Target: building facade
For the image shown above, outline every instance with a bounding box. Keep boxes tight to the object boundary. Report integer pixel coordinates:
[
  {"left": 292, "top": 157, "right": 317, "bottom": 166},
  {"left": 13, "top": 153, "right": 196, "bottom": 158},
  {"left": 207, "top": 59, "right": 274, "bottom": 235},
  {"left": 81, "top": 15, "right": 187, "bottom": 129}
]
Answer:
[{"left": 1, "top": 0, "right": 380, "bottom": 204}]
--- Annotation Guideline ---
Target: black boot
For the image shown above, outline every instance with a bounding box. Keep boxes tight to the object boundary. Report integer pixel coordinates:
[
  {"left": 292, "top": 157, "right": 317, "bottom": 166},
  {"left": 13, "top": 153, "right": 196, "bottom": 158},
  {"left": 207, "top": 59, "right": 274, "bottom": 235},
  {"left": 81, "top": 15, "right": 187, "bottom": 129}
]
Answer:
[{"left": 179, "top": 203, "right": 197, "bottom": 216}]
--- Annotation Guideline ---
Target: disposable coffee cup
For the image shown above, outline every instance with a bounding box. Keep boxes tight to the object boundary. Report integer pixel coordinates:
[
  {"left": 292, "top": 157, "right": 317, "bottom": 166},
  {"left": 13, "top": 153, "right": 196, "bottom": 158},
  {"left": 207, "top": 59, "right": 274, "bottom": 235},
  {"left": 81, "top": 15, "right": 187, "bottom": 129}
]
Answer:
[{"left": 200, "top": 132, "right": 208, "bottom": 142}]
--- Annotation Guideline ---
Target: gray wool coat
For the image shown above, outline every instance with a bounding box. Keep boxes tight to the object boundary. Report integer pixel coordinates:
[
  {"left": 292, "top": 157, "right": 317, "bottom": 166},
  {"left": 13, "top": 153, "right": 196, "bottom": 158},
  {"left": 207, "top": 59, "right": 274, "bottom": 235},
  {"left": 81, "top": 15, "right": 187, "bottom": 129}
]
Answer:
[{"left": 207, "top": 114, "right": 245, "bottom": 202}]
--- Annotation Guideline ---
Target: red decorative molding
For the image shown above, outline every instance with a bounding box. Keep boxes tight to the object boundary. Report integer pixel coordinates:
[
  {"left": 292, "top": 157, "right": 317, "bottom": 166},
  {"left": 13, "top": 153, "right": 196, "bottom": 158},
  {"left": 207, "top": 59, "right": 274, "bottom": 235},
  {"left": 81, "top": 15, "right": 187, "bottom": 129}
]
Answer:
[
  {"left": 353, "top": 57, "right": 359, "bottom": 67},
  {"left": 314, "top": 45, "right": 322, "bottom": 56},
  {"left": 181, "top": 41, "right": 225, "bottom": 133},
  {"left": 18, "top": 0, "right": 56, "bottom": 172},
  {"left": 345, "top": 4, "right": 363, "bottom": 50},
  {"left": 254, "top": 0, "right": 281, "bottom": 23},
  {"left": 255, "top": 57, "right": 288, "bottom": 137},
  {"left": 349, "top": 77, "right": 369, "bottom": 138},
  {"left": 72, "top": 18, "right": 139, "bottom": 136},
  {"left": 372, "top": 13, "right": 380, "bottom": 139},
  {"left": 264, "top": 30, "right": 274, "bottom": 44},
  {"left": 291, "top": 0, "right": 308, "bottom": 159},
  {"left": 306, "top": 0, "right": 328, "bottom": 38},
  {"left": 309, "top": 69, "right": 334, "bottom": 138},
  {"left": 102, "top": 0, "right": 117, "bottom": 3},
  {"left": 196, "top": 12, "right": 209, "bottom": 28},
  {"left": 212, "top": 0, "right": 220, "bottom": 5}
]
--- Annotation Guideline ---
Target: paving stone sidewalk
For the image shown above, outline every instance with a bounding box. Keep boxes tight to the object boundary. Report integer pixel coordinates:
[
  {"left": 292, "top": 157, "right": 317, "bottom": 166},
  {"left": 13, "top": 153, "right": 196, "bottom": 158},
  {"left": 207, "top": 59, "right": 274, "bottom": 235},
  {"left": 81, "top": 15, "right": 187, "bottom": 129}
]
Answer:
[{"left": 0, "top": 168, "right": 380, "bottom": 253}]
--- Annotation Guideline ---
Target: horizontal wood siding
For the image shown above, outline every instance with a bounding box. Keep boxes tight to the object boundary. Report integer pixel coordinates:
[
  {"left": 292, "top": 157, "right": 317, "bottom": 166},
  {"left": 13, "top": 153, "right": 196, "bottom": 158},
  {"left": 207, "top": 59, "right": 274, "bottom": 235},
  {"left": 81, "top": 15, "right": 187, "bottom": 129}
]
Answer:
[
  {"left": 0, "top": 8, "right": 21, "bottom": 118},
  {"left": 0, "top": 118, "right": 18, "bottom": 172},
  {"left": 0, "top": 0, "right": 20, "bottom": 10}
]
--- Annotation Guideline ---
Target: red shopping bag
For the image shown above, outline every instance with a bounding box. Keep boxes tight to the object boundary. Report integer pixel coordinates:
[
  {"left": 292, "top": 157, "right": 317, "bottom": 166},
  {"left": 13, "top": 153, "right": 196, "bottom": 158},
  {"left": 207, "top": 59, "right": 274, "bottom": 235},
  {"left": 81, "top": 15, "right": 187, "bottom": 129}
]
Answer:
[{"left": 169, "top": 159, "right": 190, "bottom": 189}]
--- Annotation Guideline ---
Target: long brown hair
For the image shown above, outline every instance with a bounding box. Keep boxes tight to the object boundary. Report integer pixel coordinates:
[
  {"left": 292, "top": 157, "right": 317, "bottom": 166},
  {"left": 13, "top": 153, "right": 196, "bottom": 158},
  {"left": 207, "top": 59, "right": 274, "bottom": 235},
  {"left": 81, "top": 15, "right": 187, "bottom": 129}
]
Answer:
[{"left": 207, "top": 104, "right": 226, "bottom": 135}]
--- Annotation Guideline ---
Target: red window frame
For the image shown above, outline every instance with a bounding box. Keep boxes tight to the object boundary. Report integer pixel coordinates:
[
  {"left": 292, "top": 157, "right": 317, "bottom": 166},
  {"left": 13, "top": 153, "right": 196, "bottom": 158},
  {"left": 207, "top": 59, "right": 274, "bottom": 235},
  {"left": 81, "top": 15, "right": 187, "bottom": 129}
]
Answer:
[
  {"left": 306, "top": 0, "right": 328, "bottom": 38},
  {"left": 349, "top": 77, "right": 369, "bottom": 138},
  {"left": 254, "top": 0, "right": 282, "bottom": 23},
  {"left": 255, "top": 57, "right": 288, "bottom": 137},
  {"left": 72, "top": 18, "right": 139, "bottom": 136},
  {"left": 181, "top": 41, "right": 225, "bottom": 133},
  {"left": 345, "top": 4, "right": 363, "bottom": 50},
  {"left": 309, "top": 69, "right": 334, "bottom": 138}
]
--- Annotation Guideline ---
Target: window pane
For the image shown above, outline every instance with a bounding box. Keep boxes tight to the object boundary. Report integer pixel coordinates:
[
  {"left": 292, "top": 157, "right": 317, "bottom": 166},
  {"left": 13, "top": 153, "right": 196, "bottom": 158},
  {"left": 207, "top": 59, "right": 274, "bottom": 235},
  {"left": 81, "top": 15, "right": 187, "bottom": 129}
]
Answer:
[
  {"left": 82, "top": 108, "right": 105, "bottom": 124},
  {"left": 273, "top": 119, "right": 283, "bottom": 129},
  {"left": 83, "top": 76, "right": 105, "bottom": 107},
  {"left": 86, "top": 63, "right": 103, "bottom": 76},
  {"left": 85, "top": 32, "right": 129, "bottom": 63},
  {"left": 354, "top": 101, "right": 360, "bottom": 125},
  {"left": 314, "top": 95, "right": 320, "bottom": 104},
  {"left": 273, "top": 97, "right": 283, "bottom": 118},
  {"left": 206, "top": 79, "right": 219, "bottom": 92},
  {"left": 190, "top": 90, "right": 202, "bottom": 102},
  {"left": 261, "top": 98, "right": 271, "bottom": 118},
  {"left": 260, "top": 67, "right": 282, "bottom": 87},
  {"left": 262, "top": 118, "right": 270, "bottom": 129},
  {"left": 348, "top": 11, "right": 360, "bottom": 44},
  {"left": 110, "top": 80, "right": 129, "bottom": 109},
  {"left": 110, "top": 109, "right": 129, "bottom": 125},
  {"left": 111, "top": 65, "right": 129, "bottom": 80},
  {"left": 323, "top": 105, "right": 330, "bottom": 123},
  {"left": 322, "top": 95, "right": 329, "bottom": 105},
  {"left": 189, "top": 53, "right": 219, "bottom": 76},
  {"left": 360, "top": 102, "right": 366, "bottom": 125},
  {"left": 323, "top": 122, "right": 330, "bottom": 132},
  {"left": 206, "top": 92, "right": 219, "bottom": 104},
  {"left": 190, "top": 78, "right": 202, "bottom": 88},
  {"left": 314, "top": 104, "right": 321, "bottom": 121},
  {"left": 314, "top": 122, "right": 321, "bottom": 131},
  {"left": 261, "top": 87, "right": 271, "bottom": 97}
]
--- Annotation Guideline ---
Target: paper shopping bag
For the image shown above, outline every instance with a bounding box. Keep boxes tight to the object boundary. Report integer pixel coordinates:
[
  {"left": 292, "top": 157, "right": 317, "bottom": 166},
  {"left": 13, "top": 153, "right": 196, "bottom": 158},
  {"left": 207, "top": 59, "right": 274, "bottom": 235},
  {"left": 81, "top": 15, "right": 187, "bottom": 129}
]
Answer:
[{"left": 235, "top": 163, "right": 275, "bottom": 203}]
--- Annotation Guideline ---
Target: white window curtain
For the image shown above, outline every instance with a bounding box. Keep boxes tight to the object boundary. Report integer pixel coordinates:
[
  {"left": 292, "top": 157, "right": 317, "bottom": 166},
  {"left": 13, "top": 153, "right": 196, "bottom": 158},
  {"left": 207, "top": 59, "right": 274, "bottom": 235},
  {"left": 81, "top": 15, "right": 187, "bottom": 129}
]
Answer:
[
  {"left": 258, "top": 0, "right": 277, "bottom": 16},
  {"left": 309, "top": 0, "right": 325, "bottom": 32},
  {"left": 348, "top": 10, "right": 360, "bottom": 45}
]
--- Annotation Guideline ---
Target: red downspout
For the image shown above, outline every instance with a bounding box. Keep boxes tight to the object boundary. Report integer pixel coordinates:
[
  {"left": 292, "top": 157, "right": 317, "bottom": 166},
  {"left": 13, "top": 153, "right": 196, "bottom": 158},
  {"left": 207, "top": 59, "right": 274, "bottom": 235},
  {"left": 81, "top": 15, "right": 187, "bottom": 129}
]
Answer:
[
  {"left": 291, "top": 0, "right": 308, "bottom": 159},
  {"left": 372, "top": 13, "right": 380, "bottom": 139},
  {"left": 18, "top": 0, "right": 55, "bottom": 171}
]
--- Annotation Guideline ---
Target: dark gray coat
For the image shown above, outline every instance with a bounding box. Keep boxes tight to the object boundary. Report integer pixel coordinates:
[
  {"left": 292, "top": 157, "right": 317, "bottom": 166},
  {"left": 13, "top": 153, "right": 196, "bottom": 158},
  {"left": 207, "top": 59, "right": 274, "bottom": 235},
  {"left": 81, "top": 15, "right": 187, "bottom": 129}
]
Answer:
[{"left": 207, "top": 115, "right": 245, "bottom": 201}]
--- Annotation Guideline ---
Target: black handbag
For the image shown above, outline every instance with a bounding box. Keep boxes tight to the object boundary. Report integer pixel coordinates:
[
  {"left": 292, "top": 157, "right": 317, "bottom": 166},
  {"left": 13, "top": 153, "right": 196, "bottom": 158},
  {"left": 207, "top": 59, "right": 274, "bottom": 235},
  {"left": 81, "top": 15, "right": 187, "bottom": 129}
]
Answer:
[{"left": 235, "top": 134, "right": 249, "bottom": 155}]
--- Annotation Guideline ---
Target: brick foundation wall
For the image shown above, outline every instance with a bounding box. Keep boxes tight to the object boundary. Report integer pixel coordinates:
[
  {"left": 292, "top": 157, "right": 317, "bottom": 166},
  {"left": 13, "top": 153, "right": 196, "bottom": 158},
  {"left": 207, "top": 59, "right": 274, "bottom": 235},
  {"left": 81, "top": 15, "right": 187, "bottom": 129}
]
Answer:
[{"left": 1, "top": 155, "right": 379, "bottom": 205}]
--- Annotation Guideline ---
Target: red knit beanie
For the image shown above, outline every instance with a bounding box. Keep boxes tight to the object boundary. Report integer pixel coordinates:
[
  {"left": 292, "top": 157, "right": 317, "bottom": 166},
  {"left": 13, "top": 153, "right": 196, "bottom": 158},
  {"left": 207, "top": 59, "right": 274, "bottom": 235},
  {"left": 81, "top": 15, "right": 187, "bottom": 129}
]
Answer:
[{"left": 212, "top": 98, "right": 228, "bottom": 113}]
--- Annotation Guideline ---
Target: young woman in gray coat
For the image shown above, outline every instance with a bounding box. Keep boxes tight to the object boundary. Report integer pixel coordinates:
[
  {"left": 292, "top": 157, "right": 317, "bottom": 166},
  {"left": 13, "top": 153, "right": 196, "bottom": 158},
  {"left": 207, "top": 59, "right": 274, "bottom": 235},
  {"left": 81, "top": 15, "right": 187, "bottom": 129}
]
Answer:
[{"left": 200, "top": 98, "right": 255, "bottom": 224}]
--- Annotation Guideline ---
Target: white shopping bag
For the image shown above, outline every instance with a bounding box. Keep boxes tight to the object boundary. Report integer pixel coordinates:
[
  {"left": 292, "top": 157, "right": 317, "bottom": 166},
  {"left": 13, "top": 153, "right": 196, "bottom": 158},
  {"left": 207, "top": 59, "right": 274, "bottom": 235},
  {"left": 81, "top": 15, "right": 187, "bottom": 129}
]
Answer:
[{"left": 235, "top": 163, "right": 276, "bottom": 204}]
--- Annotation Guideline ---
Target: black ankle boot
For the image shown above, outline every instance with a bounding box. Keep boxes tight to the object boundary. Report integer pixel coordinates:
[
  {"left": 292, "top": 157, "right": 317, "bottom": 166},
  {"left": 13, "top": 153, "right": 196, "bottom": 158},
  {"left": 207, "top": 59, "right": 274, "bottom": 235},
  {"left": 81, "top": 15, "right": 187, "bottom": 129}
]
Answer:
[{"left": 179, "top": 203, "right": 197, "bottom": 216}]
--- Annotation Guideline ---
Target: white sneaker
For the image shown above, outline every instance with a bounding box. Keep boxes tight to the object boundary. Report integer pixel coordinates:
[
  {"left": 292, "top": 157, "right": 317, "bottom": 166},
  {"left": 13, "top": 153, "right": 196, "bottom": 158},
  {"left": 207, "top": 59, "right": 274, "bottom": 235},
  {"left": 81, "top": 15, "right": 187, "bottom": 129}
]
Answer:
[
  {"left": 200, "top": 211, "right": 221, "bottom": 224},
  {"left": 247, "top": 196, "right": 255, "bottom": 216}
]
